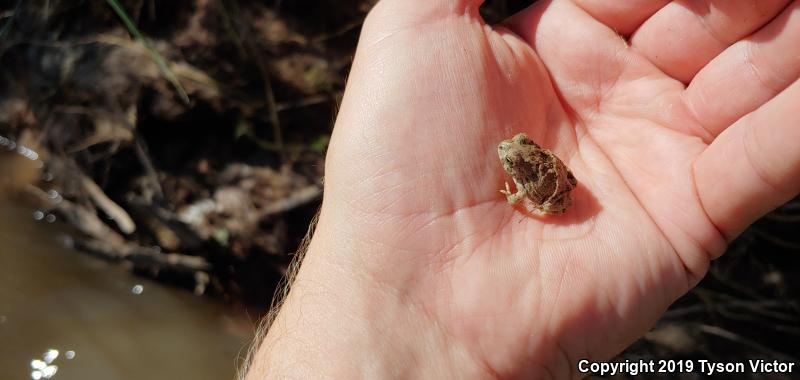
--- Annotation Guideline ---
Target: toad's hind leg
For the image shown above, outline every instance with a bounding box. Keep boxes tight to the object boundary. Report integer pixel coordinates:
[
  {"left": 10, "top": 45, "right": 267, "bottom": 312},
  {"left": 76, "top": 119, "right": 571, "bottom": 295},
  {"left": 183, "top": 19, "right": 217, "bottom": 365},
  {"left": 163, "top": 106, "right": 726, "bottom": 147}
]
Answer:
[{"left": 500, "top": 182, "right": 526, "bottom": 205}]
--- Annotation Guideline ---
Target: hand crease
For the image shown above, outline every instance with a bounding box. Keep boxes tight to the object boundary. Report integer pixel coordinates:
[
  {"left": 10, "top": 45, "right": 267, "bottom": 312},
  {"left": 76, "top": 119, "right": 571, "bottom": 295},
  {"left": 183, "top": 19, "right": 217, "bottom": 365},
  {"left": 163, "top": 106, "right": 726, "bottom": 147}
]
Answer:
[
  {"left": 680, "top": 87, "right": 716, "bottom": 143},
  {"left": 690, "top": 155, "right": 729, "bottom": 254}
]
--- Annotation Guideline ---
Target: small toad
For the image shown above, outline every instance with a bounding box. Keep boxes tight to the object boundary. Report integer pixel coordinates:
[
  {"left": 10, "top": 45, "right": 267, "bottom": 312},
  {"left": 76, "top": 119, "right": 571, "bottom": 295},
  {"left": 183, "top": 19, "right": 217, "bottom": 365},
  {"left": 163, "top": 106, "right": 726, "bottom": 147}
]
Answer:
[{"left": 498, "top": 133, "right": 577, "bottom": 214}]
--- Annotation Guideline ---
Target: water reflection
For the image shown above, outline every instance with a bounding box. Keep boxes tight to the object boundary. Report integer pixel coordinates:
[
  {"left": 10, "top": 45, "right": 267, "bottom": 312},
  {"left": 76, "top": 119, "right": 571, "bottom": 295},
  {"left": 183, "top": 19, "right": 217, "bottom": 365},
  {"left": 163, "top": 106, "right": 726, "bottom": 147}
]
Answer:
[
  {"left": 0, "top": 151, "right": 250, "bottom": 380},
  {"left": 30, "top": 349, "right": 64, "bottom": 379},
  {"left": 131, "top": 285, "right": 144, "bottom": 295}
]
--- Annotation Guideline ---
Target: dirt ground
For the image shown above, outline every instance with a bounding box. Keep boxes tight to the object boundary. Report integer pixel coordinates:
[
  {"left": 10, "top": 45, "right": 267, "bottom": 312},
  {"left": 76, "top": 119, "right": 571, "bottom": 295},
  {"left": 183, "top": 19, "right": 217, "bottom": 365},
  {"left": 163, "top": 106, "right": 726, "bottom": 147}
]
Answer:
[{"left": 1, "top": 0, "right": 798, "bottom": 377}]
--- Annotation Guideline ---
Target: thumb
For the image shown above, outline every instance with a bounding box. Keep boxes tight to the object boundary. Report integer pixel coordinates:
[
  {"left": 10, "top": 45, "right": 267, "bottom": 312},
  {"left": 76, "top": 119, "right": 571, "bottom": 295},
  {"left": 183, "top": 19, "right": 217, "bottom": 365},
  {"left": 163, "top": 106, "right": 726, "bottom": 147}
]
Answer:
[{"left": 365, "top": 0, "right": 486, "bottom": 30}]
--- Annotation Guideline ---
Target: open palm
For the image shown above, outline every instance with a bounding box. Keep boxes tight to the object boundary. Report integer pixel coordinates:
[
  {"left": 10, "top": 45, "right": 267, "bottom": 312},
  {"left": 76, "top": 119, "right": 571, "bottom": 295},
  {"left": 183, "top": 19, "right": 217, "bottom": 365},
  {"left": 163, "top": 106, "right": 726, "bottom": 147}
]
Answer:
[{"left": 320, "top": 0, "right": 800, "bottom": 377}]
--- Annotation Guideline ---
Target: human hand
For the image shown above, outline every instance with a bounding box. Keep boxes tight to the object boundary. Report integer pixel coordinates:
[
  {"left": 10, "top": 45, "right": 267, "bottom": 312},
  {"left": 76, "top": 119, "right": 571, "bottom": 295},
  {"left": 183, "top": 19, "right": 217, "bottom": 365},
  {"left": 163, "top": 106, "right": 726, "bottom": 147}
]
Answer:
[{"left": 249, "top": 1, "right": 800, "bottom": 378}]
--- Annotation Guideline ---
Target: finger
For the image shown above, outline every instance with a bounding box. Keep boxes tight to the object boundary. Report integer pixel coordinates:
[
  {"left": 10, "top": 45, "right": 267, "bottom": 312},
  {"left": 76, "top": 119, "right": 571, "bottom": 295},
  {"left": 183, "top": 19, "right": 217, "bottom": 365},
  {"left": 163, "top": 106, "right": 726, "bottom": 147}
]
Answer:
[
  {"left": 684, "top": 1, "right": 800, "bottom": 137},
  {"left": 694, "top": 78, "right": 800, "bottom": 240},
  {"left": 570, "top": 0, "right": 669, "bottom": 36},
  {"left": 505, "top": 0, "right": 638, "bottom": 116},
  {"left": 631, "top": 0, "right": 791, "bottom": 83}
]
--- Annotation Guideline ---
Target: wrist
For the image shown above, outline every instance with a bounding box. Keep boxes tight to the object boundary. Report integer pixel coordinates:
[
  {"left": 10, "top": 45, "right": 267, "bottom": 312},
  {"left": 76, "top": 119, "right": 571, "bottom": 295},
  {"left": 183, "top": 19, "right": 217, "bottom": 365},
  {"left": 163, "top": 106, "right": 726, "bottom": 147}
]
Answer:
[{"left": 246, "top": 224, "right": 489, "bottom": 379}]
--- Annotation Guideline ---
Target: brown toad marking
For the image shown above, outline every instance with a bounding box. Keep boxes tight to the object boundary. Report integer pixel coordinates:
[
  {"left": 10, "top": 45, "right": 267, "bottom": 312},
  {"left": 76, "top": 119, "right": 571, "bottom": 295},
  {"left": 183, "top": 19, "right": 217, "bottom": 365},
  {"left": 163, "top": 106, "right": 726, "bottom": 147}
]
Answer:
[{"left": 498, "top": 133, "right": 577, "bottom": 214}]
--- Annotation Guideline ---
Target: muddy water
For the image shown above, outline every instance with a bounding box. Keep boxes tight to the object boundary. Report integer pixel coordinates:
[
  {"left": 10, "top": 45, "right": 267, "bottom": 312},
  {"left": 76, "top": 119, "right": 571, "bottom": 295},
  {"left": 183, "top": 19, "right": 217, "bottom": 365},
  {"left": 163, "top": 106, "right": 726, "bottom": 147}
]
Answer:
[{"left": 0, "top": 153, "right": 250, "bottom": 380}]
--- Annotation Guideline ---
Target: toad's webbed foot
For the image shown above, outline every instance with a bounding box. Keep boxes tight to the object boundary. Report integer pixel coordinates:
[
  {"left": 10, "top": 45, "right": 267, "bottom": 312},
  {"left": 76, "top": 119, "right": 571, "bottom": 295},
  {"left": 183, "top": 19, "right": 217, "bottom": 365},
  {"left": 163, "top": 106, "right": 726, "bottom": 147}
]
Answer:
[{"left": 500, "top": 182, "right": 525, "bottom": 205}]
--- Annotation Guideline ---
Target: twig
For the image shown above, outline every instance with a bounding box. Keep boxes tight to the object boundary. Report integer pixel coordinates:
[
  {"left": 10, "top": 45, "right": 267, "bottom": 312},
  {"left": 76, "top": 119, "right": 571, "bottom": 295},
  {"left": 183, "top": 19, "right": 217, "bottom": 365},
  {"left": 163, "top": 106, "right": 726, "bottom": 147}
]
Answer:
[
  {"left": 705, "top": 267, "right": 764, "bottom": 300},
  {"left": 255, "top": 185, "right": 321, "bottom": 219},
  {"left": 246, "top": 136, "right": 312, "bottom": 153},
  {"left": 667, "top": 299, "right": 799, "bottom": 322},
  {"left": 81, "top": 174, "right": 136, "bottom": 234},
  {"left": 663, "top": 299, "right": 799, "bottom": 321},
  {"left": 54, "top": 106, "right": 135, "bottom": 153},
  {"left": 25, "top": 184, "right": 128, "bottom": 246},
  {"left": 275, "top": 94, "right": 334, "bottom": 112},
  {"left": 756, "top": 229, "right": 800, "bottom": 251},
  {"left": 74, "top": 238, "right": 211, "bottom": 273},
  {"left": 765, "top": 212, "right": 800, "bottom": 223},
  {"left": 126, "top": 195, "right": 205, "bottom": 250},
  {"left": 263, "top": 70, "right": 284, "bottom": 158},
  {"left": 132, "top": 133, "right": 164, "bottom": 200},
  {"left": 699, "top": 324, "right": 799, "bottom": 362},
  {"left": 311, "top": 20, "right": 364, "bottom": 44}
]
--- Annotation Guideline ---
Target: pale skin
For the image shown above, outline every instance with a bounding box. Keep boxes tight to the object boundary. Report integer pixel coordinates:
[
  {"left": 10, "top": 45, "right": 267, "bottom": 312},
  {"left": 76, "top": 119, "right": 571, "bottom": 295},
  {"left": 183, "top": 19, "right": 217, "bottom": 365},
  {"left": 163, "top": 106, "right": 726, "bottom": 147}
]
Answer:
[{"left": 246, "top": 0, "right": 800, "bottom": 379}]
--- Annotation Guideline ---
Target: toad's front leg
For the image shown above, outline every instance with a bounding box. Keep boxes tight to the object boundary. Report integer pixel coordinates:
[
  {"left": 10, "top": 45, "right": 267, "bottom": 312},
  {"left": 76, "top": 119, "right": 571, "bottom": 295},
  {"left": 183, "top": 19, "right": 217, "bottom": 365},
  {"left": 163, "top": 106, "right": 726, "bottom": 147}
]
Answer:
[{"left": 500, "top": 181, "right": 526, "bottom": 205}]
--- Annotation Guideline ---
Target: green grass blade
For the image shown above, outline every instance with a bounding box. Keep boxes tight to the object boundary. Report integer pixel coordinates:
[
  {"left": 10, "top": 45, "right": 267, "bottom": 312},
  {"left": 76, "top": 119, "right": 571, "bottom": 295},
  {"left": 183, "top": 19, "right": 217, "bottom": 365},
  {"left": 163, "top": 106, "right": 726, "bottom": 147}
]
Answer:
[
  {"left": 0, "top": 0, "right": 23, "bottom": 39},
  {"left": 105, "top": 0, "right": 190, "bottom": 105},
  {"left": 0, "top": 18, "right": 12, "bottom": 39}
]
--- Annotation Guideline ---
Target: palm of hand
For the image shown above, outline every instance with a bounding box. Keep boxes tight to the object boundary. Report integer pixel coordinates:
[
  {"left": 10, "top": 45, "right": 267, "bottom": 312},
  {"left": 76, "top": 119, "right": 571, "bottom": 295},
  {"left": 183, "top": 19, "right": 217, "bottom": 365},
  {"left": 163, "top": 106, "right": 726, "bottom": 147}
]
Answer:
[{"left": 322, "top": 0, "right": 799, "bottom": 376}]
